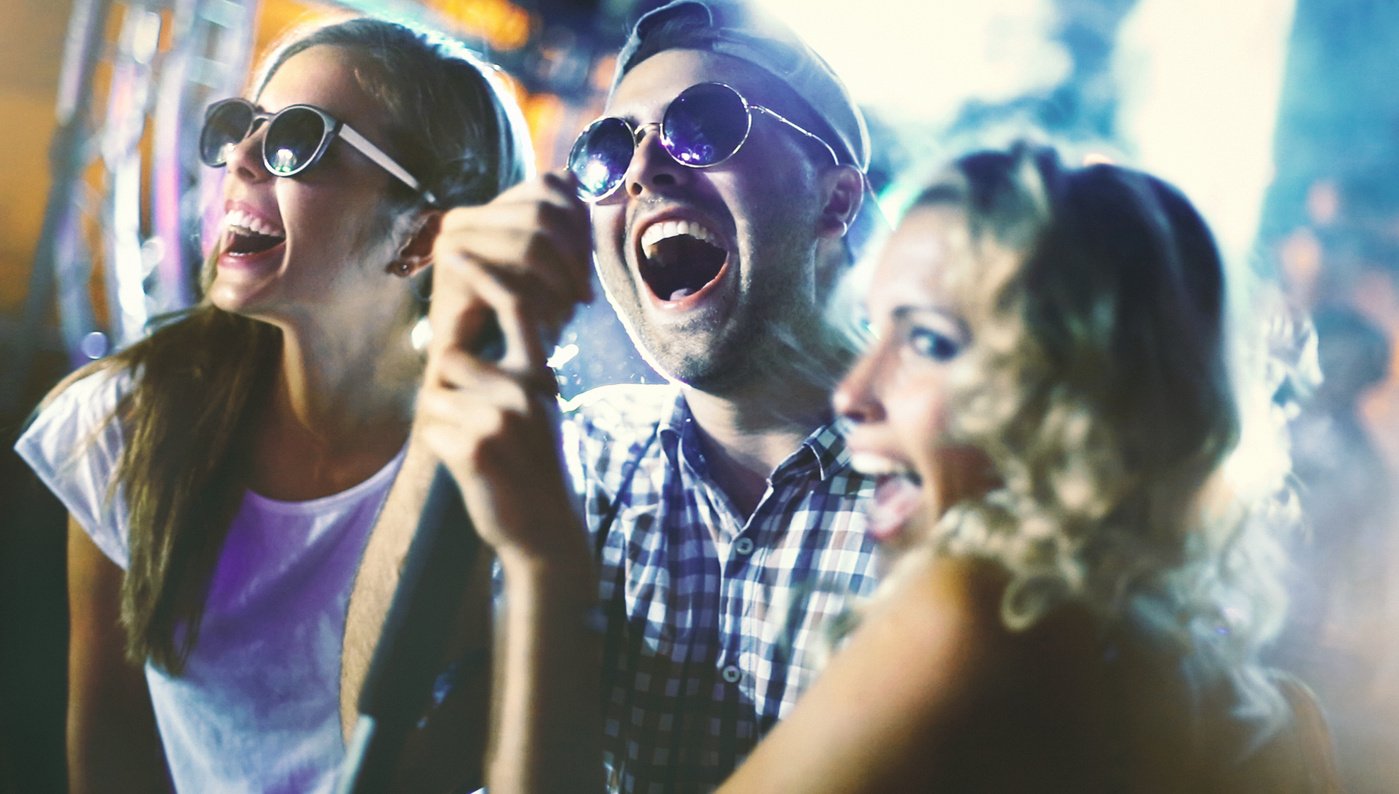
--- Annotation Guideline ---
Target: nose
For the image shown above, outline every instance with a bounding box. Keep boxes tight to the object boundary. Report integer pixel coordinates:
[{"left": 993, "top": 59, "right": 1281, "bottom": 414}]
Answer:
[
  {"left": 624, "top": 123, "right": 690, "bottom": 198},
  {"left": 223, "top": 120, "right": 271, "bottom": 183},
  {"left": 833, "top": 343, "right": 889, "bottom": 425}
]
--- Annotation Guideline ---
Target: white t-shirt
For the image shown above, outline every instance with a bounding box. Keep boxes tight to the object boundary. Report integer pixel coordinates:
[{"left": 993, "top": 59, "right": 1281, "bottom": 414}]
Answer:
[{"left": 16, "top": 366, "right": 406, "bottom": 793}]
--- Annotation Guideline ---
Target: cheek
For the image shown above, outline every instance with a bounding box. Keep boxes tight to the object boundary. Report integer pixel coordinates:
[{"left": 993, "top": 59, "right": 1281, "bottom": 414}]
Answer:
[
  {"left": 590, "top": 208, "right": 630, "bottom": 278},
  {"left": 929, "top": 445, "right": 999, "bottom": 515},
  {"left": 290, "top": 185, "right": 390, "bottom": 249},
  {"left": 887, "top": 379, "right": 959, "bottom": 486},
  {"left": 888, "top": 371, "right": 954, "bottom": 444}
]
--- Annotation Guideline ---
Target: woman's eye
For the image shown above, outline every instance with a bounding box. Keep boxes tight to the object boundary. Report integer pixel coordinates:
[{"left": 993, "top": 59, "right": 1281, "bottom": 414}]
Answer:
[
  {"left": 907, "top": 326, "right": 961, "bottom": 361},
  {"left": 857, "top": 315, "right": 878, "bottom": 341}
]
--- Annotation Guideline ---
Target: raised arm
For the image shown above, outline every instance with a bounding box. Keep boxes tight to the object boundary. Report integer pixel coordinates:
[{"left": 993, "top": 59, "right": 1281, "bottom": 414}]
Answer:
[
  {"left": 414, "top": 171, "right": 601, "bottom": 793},
  {"left": 340, "top": 171, "right": 596, "bottom": 789},
  {"left": 338, "top": 429, "right": 499, "bottom": 794}
]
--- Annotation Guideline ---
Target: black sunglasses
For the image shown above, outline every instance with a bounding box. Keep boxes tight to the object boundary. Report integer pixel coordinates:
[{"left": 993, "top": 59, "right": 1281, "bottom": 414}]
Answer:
[
  {"left": 567, "top": 82, "right": 840, "bottom": 202},
  {"left": 199, "top": 98, "right": 437, "bottom": 205}
]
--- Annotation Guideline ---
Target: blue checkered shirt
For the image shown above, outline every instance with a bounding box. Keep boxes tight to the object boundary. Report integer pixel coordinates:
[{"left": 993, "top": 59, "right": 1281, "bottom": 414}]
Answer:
[{"left": 560, "top": 384, "right": 882, "bottom": 793}]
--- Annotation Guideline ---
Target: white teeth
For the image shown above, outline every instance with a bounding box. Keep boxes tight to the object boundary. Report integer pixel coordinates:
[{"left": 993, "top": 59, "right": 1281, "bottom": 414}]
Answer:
[
  {"left": 849, "top": 453, "right": 911, "bottom": 478},
  {"left": 668, "top": 287, "right": 695, "bottom": 301},
  {"left": 640, "top": 219, "right": 723, "bottom": 262},
  {"left": 223, "top": 208, "right": 285, "bottom": 238}
]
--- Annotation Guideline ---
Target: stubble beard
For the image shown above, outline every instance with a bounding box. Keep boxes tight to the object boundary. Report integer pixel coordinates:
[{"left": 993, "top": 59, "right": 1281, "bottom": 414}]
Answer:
[{"left": 597, "top": 200, "right": 846, "bottom": 401}]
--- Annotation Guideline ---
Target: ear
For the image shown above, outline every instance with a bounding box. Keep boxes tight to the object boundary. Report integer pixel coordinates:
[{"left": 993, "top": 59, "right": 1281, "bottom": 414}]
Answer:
[
  {"left": 388, "top": 210, "right": 442, "bottom": 278},
  {"left": 816, "top": 165, "right": 865, "bottom": 240}
]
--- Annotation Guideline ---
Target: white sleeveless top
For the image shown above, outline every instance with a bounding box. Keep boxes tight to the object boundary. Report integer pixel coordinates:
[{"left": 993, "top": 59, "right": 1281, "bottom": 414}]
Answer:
[{"left": 16, "top": 367, "right": 405, "bottom": 792}]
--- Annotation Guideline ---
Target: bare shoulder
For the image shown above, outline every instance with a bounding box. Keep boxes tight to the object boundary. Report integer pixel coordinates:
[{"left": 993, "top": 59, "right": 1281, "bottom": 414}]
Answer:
[
  {"left": 854, "top": 550, "right": 1103, "bottom": 705},
  {"left": 720, "top": 551, "right": 1027, "bottom": 792},
  {"left": 861, "top": 549, "right": 1013, "bottom": 675}
]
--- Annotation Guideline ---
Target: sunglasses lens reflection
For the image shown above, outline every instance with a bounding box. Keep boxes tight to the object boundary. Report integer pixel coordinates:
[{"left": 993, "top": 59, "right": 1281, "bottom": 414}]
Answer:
[
  {"left": 200, "top": 101, "right": 253, "bottom": 167},
  {"left": 663, "top": 83, "right": 749, "bottom": 167},
  {"left": 263, "top": 107, "right": 326, "bottom": 176},
  {"left": 569, "top": 117, "right": 634, "bottom": 201}
]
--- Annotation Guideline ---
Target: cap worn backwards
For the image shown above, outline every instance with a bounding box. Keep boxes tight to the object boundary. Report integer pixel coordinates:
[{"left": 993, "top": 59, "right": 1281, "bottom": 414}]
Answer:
[
  {"left": 612, "top": 0, "right": 869, "bottom": 172},
  {"left": 612, "top": 0, "right": 887, "bottom": 256}
]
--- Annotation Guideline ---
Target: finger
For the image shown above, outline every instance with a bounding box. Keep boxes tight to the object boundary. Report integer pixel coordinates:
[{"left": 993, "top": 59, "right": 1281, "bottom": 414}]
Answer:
[
  {"left": 437, "top": 175, "right": 592, "bottom": 303},
  {"left": 416, "top": 374, "right": 559, "bottom": 479},
  {"left": 467, "top": 266, "right": 553, "bottom": 373},
  {"left": 427, "top": 251, "right": 571, "bottom": 366},
  {"left": 429, "top": 344, "right": 556, "bottom": 403},
  {"left": 426, "top": 260, "right": 496, "bottom": 360},
  {"left": 437, "top": 226, "right": 584, "bottom": 314}
]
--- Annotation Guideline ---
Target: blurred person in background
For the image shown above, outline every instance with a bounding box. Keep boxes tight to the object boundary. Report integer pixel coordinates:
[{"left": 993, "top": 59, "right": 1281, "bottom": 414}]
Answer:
[
  {"left": 1281, "top": 305, "right": 1396, "bottom": 793},
  {"left": 1275, "top": 171, "right": 1399, "bottom": 792}
]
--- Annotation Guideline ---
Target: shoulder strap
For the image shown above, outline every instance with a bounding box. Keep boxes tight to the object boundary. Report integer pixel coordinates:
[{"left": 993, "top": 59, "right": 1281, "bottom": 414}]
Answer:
[{"left": 592, "top": 421, "right": 661, "bottom": 559}]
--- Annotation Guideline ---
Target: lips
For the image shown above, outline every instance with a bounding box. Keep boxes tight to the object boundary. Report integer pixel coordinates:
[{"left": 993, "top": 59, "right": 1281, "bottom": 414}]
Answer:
[
  {"left": 851, "top": 452, "right": 925, "bottom": 544},
  {"left": 634, "top": 214, "right": 730, "bottom": 305},
  {"left": 870, "top": 474, "right": 925, "bottom": 544},
  {"left": 221, "top": 206, "right": 286, "bottom": 257}
]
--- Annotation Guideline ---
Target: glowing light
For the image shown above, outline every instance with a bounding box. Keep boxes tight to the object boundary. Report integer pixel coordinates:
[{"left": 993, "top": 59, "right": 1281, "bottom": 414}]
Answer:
[
  {"left": 81, "top": 332, "right": 109, "bottom": 360},
  {"left": 272, "top": 147, "right": 298, "bottom": 173},
  {"left": 1113, "top": 0, "right": 1297, "bottom": 264},
  {"left": 547, "top": 343, "right": 579, "bottom": 369},
  {"left": 410, "top": 316, "right": 433, "bottom": 353},
  {"left": 753, "top": 0, "right": 1069, "bottom": 125},
  {"left": 434, "top": 0, "right": 533, "bottom": 51},
  {"left": 581, "top": 159, "right": 613, "bottom": 194}
]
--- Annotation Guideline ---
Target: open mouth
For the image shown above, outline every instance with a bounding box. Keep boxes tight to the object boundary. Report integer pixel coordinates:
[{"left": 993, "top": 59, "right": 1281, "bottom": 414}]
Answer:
[
  {"left": 222, "top": 208, "right": 286, "bottom": 256},
  {"left": 638, "top": 218, "right": 728, "bottom": 303},
  {"left": 850, "top": 453, "right": 924, "bottom": 543}
]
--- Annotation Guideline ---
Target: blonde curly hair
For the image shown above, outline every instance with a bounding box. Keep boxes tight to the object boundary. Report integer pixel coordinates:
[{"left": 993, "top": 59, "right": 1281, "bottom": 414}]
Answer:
[{"left": 911, "top": 144, "right": 1293, "bottom": 665}]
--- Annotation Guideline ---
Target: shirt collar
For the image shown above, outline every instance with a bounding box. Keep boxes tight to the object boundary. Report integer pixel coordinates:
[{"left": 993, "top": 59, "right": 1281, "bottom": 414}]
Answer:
[{"left": 657, "top": 393, "right": 854, "bottom": 482}]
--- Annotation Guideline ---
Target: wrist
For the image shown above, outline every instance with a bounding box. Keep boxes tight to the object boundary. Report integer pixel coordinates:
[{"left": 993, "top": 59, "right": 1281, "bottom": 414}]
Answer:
[{"left": 496, "top": 540, "right": 595, "bottom": 596}]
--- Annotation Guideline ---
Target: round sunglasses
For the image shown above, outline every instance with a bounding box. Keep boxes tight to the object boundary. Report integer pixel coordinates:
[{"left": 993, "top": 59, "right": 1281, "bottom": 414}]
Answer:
[
  {"left": 199, "top": 98, "right": 437, "bottom": 205},
  {"left": 567, "top": 82, "right": 841, "bottom": 202}
]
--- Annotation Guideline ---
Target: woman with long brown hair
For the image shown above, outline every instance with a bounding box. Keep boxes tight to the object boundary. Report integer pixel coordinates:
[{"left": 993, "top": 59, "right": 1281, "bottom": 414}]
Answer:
[{"left": 16, "top": 16, "right": 530, "bottom": 792}]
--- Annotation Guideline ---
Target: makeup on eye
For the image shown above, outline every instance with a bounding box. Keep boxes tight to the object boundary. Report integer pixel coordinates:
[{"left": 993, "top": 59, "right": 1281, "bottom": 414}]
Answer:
[{"left": 888, "top": 305, "right": 968, "bottom": 362}]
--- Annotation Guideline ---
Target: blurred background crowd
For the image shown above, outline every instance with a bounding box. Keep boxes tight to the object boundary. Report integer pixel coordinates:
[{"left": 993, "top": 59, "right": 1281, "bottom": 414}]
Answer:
[{"left": 2, "top": 0, "right": 1397, "bottom": 791}]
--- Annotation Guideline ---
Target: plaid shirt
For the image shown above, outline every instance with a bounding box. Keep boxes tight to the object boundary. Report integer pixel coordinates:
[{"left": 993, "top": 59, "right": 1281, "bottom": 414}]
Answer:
[{"left": 561, "top": 384, "right": 882, "bottom": 793}]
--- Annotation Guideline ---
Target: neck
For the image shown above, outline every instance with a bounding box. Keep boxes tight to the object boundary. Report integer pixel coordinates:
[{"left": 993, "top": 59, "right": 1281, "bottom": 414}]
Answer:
[
  {"left": 681, "top": 375, "right": 834, "bottom": 516},
  {"left": 270, "top": 322, "right": 419, "bottom": 449},
  {"left": 249, "top": 317, "right": 420, "bottom": 500}
]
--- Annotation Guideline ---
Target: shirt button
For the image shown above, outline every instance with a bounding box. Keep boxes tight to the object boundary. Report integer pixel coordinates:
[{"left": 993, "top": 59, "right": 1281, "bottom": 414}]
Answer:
[
  {"left": 721, "top": 665, "right": 742, "bottom": 684},
  {"left": 734, "top": 537, "right": 755, "bottom": 555}
]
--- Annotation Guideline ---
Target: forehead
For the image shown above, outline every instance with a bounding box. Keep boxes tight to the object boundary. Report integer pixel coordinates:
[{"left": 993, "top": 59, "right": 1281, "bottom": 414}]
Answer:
[
  {"left": 868, "top": 205, "right": 972, "bottom": 312},
  {"left": 607, "top": 49, "right": 787, "bottom": 121},
  {"left": 256, "top": 45, "right": 375, "bottom": 119}
]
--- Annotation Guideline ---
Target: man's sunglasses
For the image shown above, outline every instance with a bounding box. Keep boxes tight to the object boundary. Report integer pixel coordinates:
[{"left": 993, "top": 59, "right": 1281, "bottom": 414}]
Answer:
[
  {"left": 567, "top": 81, "right": 840, "bottom": 202},
  {"left": 199, "top": 98, "right": 437, "bottom": 205}
]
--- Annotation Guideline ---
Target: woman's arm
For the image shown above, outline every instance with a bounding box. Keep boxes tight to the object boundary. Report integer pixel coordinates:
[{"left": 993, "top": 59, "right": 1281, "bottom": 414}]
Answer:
[
  {"left": 65, "top": 516, "right": 170, "bottom": 793},
  {"left": 342, "top": 170, "right": 595, "bottom": 790},
  {"left": 339, "top": 435, "right": 496, "bottom": 791},
  {"left": 719, "top": 553, "right": 1009, "bottom": 793}
]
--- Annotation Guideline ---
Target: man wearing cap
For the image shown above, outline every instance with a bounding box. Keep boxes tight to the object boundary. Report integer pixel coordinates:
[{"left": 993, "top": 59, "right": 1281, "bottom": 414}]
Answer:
[{"left": 340, "top": 2, "right": 884, "bottom": 791}]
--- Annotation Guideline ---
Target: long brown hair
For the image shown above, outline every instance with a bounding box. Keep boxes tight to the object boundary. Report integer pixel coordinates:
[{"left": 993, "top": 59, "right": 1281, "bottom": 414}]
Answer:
[{"left": 95, "top": 17, "right": 532, "bottom": 673}]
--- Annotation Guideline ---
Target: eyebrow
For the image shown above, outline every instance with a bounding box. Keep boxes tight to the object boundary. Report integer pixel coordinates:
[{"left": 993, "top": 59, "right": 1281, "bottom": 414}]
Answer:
[
  {"left": 889, "top": 305, "right": 970, "bottom": 336},
  {"left": 890, "top": 305, "right": 952, "bottom": 320}
]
